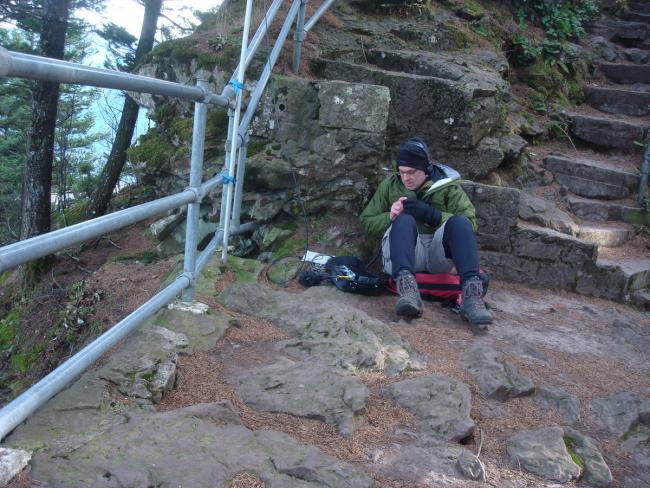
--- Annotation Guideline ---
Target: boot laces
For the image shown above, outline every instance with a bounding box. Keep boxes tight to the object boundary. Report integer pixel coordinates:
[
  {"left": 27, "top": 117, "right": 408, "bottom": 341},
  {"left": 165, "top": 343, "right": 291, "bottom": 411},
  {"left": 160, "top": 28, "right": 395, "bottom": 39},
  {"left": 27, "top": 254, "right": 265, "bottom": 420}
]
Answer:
[
  {"left": 464, "top": 279, "right": 483, "bottom": 299},
  {"left": 397, "top": 272, "right": 418, "bottom": 297}
]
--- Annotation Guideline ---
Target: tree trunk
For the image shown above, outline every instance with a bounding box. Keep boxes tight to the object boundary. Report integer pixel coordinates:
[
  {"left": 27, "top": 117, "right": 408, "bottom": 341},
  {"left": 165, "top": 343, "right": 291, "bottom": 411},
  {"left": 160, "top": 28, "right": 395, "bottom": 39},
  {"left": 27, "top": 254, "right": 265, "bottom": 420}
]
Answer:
[
  {"left": 87, "top": 0, "right": 162, "bottom": 218},
  {"left": 20, "top": 0, "right": 70, "bottom": 291}
]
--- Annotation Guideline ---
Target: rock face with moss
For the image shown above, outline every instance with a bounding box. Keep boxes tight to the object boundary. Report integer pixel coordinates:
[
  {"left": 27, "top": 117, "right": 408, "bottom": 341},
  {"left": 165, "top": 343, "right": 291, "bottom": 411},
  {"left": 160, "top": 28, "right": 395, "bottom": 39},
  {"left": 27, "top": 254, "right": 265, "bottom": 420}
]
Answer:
[
  {"left": 506, "top": 426, "right": 612, "bottom": 486},
  {"left": 129, "top": 0, "right": 525, "bottom": 202},
  {"left": 312, "top": 49, "right": 521, "bottom": 177},
  {"left": 245, "top": 77, "right": 391, "bottom": 220}
]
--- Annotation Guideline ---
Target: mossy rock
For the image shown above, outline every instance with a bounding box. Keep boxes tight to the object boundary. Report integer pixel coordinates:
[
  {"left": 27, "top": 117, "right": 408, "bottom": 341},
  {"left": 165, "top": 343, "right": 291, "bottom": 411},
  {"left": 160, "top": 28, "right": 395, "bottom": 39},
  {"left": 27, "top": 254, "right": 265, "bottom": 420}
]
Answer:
[
  {"left": 563, "top": 435, "right": 586, "bottom": 471},
  {"left": 441, "top": 0, "right": 485, "bottom": 20},
  {"left": 275, "top": 237, "right": 307, "bottom": 258},
  {"left": 519, "top": 62, "right": 565, "bottom": 93},
  {"left": 624, "top": 209, "right": 650, "bottom": 226},
  {"left": 261, "top": 228, "right": 294, "bottom": 252},
  {"left": 436, "top": 21, "right": 477, "bottom": 50},
  {"left": 195, "top": 255, "right": 263, "bottom": 295},
  {"left": 266, "top": 257, "right": 303, "bottom": 287}
]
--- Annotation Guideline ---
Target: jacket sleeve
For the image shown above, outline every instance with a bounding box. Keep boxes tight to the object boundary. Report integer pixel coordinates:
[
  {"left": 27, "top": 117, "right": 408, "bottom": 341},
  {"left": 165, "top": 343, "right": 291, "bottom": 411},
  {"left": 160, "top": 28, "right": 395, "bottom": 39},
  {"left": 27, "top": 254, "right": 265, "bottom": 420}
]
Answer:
[
  {"left": 439, "top": 183, "right": 477, "bottom": 232},
  {"left": 360, "top": 179, "right": 393, "bottom": 242}
]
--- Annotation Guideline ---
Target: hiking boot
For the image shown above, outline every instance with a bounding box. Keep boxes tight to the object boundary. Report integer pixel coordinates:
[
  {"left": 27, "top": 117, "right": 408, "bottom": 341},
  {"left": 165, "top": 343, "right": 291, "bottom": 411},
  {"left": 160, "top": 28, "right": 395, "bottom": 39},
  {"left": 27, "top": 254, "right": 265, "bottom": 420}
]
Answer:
[
  {"left": 395, "top": 270, "right": 423, "bottom": 318},
  {"left": 459, "top": 276, "right": 492, "bottom": 330}
]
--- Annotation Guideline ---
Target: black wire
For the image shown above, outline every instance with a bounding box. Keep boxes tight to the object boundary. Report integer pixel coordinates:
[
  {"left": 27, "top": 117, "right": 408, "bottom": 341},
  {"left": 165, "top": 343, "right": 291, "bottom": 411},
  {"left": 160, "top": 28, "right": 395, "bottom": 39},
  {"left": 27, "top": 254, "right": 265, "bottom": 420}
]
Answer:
[
  {"left": 258, "top": 0, "right": 315, "bottom": 287},
  {"left": 264, "top": 169, "right": 312, "bottom": 287}
]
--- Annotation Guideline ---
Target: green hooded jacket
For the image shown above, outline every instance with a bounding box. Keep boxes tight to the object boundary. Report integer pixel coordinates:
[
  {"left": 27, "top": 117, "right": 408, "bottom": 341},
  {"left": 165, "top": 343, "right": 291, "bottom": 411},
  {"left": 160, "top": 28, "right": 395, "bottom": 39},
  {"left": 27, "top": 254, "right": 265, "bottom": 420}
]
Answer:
[{"left": 359, "top": 164, "right": 477, "bottom": 242}]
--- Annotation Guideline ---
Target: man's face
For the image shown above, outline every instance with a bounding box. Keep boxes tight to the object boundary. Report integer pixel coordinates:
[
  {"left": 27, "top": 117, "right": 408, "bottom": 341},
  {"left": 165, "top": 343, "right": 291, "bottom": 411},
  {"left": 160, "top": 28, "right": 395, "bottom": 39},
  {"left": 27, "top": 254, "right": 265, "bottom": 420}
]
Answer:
[{"left": 398, "top": 166, "right": 427, "bottom": 190}]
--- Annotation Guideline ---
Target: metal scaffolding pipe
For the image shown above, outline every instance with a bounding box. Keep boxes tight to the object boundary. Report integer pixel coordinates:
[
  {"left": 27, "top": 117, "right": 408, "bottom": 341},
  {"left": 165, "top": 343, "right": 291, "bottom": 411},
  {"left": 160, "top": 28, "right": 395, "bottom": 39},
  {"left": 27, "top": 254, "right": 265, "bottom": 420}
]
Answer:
[
  {"left": 219, "top": 110, "right": 236, "bottom": 235},
  {"left": 0, "top": 274, "right": 190, "bottom": 441},
  {"left": 195, "top": 222, "right": 258, "bottom": 275},
  {"left": 222, "top": 0, "right": 254, "bottom": 261},
  {"left": 0, "top": 0, "right": 337, "bottom": 442},
  {"left": 182, "top": 79, "right": 209, "bottom": 301},
  {"left": 0, "top": 190, "right": 199, "bottom": 274},
  {"left": 304, "top": 0, "right": 337, "bottom": 32},
  {"left": 219, "top": 0, "right": 284, "bottom": 99},
  {"left": 242, "top": 0, "right": 284, "bottom": 75},
  {"left": 202, "top": 173, "right": 227, "bottom": 194},
  {"left": 231, "top": 137, "right": 249, "bottom": 229},
  {"left": 0, "top": 48, "right": 231, "bottom": 107},
  {"left": 239, "top": 0, "right": 301, "bottom": 137},
  {"left": 293, "top": 0, "right": 308, "bottom": 73}
]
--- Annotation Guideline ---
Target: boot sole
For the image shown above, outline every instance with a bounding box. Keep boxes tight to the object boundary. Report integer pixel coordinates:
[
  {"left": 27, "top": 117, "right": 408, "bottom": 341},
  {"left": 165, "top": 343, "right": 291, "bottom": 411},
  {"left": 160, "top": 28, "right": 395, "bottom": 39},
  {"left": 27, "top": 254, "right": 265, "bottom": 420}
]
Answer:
[
  {"left": 396, "top": 302, "right": 422, "bottom": 318},
  {"left": 460, "top": 312, "right": 491, "bottom": 330}
]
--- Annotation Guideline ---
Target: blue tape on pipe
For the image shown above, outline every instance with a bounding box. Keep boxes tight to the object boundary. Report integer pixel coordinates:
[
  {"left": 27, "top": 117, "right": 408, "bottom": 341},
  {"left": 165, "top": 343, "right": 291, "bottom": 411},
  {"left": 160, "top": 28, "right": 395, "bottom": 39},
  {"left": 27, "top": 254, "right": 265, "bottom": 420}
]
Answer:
[
  {"left": 221, "top": 171, "right": 236, "bottom": 184},
  {"left": 228, "top": 80, "right": 245, "bottom": 94}
]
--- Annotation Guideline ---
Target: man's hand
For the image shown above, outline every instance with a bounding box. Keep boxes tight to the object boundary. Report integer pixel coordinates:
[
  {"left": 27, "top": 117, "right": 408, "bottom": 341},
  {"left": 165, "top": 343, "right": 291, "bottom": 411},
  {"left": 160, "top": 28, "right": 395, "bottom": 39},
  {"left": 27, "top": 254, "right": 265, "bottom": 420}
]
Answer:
[
  {"left": 403, "top": 198, "right": 442, "bottom": 226},
  {"left": 390, "top": 197, "right": 407, "bottom": 221}
]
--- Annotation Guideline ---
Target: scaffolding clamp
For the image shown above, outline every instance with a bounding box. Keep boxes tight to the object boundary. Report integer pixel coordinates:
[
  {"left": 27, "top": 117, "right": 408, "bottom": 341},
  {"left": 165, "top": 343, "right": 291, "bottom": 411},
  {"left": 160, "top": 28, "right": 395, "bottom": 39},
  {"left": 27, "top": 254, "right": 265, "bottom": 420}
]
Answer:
[
  {"left": 185, "top": 185, "right": 205, "bottom": 203},
  {"left": 228, "top": 79, "right": 246, "bottom": 94}
]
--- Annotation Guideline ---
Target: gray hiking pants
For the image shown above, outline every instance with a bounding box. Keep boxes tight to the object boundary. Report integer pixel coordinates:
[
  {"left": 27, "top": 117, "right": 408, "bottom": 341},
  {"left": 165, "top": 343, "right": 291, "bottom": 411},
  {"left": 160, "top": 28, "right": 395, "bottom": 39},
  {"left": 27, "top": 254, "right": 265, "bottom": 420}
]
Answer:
[{"left": 381, "top": 220, "right": 455, "bottom": 277}]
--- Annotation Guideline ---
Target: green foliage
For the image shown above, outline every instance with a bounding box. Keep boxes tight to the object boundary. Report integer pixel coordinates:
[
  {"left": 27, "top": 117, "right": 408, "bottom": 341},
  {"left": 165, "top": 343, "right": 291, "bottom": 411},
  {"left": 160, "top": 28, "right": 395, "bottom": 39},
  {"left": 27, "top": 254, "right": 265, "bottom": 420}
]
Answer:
[
  {"left": 97, "top": 22, "right": 138, "bottom": 71},
  {"left": 509, "top": 0, "right": 599, "bottom": 68},
  {"left": 127, "top": 128, "right": 178, "bottom": 172},
  {"left": 0, "top": 29, "right": 34, "bottom": 246},
  {"left": 52, "top": 200, "right": 91, "bottom": 228},
  {"left": 612, "top": 0, "right": 629, "bottom": 16},
  {"left": 0, "top": 26, "right": 105, "bottom": 245},
  {"left": 0, "top": 310, "right": 20, "bottom": 346},
  {"left": 108, "top": 251, "right": 159, "bottom": 264},
  {"left": 10, "top": 351, "right": 39, "bottom": 373},
  {"left": 58, "top": 280, "right": 101, "bottom": 331}
]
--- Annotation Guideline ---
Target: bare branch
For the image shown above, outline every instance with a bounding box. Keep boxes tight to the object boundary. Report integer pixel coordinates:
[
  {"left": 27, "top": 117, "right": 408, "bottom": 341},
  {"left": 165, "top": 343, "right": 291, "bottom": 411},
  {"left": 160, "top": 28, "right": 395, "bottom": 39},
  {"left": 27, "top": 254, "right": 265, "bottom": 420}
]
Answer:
[{"left": 158, "top": 11, "right": 194, "bottom": 33}]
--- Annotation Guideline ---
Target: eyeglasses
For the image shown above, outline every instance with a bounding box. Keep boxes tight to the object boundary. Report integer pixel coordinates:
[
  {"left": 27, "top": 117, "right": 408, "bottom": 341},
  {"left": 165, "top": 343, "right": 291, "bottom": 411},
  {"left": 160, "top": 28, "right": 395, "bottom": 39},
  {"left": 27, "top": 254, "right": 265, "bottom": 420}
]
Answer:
[{"left": 398, "top": 168, "right": 421, "bottom": 178}]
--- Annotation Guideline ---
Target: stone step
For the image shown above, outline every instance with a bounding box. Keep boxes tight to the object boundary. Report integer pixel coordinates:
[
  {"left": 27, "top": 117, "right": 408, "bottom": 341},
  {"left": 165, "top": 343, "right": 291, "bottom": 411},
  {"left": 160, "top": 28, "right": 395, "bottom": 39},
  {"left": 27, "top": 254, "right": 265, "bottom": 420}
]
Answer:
[
  {"left": 630, "top": 289, "right": 650, "bottom": 310},
  {"left": 576, "top": 222, "right": 635, "bottom": 247},
  {"left": 568, "top": 195, "right": 649, "bottom": 224},
  {"left": 625, "top": 11, "right": 650, "bottom": 23},
  {"left": 597, "top": 256, "right": 650, "bottom": 291},
  {"left": 600, "top": 62, "right": 650, "bottom": 84},
  {"left": 543, "top": 154, "right": 640, "bottom": 199},
  {"left": 584, "top": 85, "right": 650, "bottom": 116},
  {"left": 623, "top": 47, "right": 650, "bottom": 63},
  {"left": 568, "top": 113, "right": 649, "bottom": 152},
  {"left": 631, "top": 0, "right": 650, "bottom": 13},
  {"left": 588, "top": 20, "right": 648, "bottom": 45}
]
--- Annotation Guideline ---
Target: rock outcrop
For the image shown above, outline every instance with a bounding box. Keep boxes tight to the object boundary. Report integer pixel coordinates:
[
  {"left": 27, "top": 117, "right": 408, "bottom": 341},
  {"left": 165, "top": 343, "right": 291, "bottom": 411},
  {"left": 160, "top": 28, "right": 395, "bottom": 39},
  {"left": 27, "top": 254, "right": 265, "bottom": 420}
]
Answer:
[
  {"left": 218, "top": 284, "right": 426, "bottom": 375},
  {"left": 385, "top": 374, "right": 474, "bottom": 442},
  {"left": 234, "top": 357, "right": 369, "bottom": 436}
]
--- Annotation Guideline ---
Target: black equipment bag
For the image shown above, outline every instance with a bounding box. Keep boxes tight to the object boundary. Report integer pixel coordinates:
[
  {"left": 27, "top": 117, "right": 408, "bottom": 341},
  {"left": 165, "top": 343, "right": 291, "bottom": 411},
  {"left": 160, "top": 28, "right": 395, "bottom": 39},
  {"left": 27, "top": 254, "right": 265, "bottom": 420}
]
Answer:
[{"left": 325, "top": 256, "right": 384, "bottom": 295}]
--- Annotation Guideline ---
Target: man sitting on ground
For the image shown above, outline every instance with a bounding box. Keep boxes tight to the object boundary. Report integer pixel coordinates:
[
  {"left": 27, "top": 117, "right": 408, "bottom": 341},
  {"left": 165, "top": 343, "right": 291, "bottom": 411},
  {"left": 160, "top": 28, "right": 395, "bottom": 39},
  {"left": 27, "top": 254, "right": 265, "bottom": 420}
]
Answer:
[{"left": 359, "top": 137, "right": 493, "bottom": 329}]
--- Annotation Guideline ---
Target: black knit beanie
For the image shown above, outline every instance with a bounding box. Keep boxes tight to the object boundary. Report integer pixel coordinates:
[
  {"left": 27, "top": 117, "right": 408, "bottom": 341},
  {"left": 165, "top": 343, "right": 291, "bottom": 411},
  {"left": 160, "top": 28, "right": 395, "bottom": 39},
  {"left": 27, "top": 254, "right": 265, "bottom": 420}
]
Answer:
[{"left": 396, "top": 137, "right": 430, "bottom": 172}]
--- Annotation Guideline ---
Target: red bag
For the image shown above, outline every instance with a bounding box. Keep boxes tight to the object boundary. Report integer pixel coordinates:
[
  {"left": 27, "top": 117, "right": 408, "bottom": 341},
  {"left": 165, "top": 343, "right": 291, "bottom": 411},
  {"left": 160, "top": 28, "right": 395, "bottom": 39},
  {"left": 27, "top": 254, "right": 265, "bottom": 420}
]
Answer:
[{"left": 386, "top": 271, "right": 488, "bottom": 302}]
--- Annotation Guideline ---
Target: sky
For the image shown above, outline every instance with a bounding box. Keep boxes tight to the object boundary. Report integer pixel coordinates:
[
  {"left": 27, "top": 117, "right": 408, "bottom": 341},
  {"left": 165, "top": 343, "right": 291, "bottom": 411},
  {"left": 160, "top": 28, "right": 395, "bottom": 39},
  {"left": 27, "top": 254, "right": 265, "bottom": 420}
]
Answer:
[
  {"left": 79, "top": 0, "right": 224, "bottom": 157},
  {"left": 83, "top": 0, "right": 223, "bottom": 40}
]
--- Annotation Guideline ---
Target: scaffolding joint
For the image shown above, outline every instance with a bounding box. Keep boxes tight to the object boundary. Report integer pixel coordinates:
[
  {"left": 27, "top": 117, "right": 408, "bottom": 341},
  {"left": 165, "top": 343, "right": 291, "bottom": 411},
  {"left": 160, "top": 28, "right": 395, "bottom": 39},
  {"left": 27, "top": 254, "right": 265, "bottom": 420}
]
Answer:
[
  {"left": 181, "top": 271, "right": 198, "bottom": 287},
  {"left": 185, "top": 185, "right": 205, "bottom": 203}
]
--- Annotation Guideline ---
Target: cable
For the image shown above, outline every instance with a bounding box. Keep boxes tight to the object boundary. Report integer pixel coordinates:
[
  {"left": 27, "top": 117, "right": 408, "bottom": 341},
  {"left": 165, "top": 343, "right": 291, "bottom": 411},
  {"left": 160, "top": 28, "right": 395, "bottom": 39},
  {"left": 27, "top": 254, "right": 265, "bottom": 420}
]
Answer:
[
  {"left": 264, "top": 169, "right": 311, "bottom": 287},
  {"left": 259, "top": 0, "right": 313, "bottom": 287}
]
